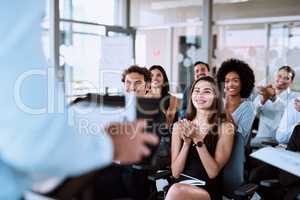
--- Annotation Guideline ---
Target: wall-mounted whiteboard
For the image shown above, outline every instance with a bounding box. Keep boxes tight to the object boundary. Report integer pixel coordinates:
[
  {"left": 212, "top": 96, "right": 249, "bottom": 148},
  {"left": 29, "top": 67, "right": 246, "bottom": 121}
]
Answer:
[{"left": 99, "top": 36, "right": 134, "bottom": 92}]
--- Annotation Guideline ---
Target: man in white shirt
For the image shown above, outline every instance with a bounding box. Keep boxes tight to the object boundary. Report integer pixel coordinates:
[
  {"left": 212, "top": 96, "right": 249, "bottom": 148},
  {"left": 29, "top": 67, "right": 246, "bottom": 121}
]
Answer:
[
  {"left": 276, "top": 97, "right": 300, "bottom": 144},
  {"left": 252, "top": 66, "right": 298, "bottom": 147},
  {"left": 0, "top": 1, "right": 158, "bottom": 199}
]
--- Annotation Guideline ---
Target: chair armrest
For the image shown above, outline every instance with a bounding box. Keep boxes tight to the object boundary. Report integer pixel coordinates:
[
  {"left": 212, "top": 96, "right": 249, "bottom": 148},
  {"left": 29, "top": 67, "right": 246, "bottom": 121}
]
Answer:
[
  {"left": 234, "top": 183, "right": 258, "bottom": 197},
  {"left": 261, "top": 140, "right": 278, "bottom": 147},
  {"left": 148, "top": 170, "right": 172, "bottom": 181},
  {"left": 260, "top": 179, "right": 281, "bottom": 188}
]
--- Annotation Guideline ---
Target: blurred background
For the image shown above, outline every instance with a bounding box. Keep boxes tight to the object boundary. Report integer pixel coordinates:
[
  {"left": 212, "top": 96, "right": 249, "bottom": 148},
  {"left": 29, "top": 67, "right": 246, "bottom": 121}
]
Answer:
[{"left": 42, "top": 0, "right": 300, "bottom": 97}]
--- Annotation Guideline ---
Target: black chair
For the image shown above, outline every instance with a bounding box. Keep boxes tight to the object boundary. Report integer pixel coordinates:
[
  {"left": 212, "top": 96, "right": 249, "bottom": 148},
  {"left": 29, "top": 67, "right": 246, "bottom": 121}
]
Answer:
[
  {"left": 258, "top": 179, "right": 300, "bottom": 200},
  {"left": 222, "top": 132, "right": 258, "bottom": 199}
]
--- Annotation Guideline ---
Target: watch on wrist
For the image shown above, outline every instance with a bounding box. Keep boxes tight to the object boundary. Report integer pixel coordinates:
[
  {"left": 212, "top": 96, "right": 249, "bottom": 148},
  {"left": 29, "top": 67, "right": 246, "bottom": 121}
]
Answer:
[
  {"left": 193, "top": 141, "right": 204, "bottom": 148},
  {"left": 269, "top": 95, "right": 276, "bottom": 102}
]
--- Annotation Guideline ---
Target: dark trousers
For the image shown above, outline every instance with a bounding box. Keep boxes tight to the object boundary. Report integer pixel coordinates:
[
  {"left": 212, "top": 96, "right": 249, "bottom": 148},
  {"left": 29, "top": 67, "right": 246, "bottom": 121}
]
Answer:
[
  {"left": 95, "top": 165, "right": 128, "bottom": 200},
  {"left": 95, "top": 165, "right": 154, "bottom": 200},
  {"left": 122, "top": 167, "right": 155, "bottom": 200}
]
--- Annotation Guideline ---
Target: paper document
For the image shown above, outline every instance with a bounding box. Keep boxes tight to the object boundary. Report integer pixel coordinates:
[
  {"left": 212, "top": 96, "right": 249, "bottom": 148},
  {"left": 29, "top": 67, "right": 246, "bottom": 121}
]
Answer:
[
  {"left": 179, "top": 173, "right": 206, "bottom": 186},
  {"left": 250, "top": 147, "right": 300, "bottom": 177}
]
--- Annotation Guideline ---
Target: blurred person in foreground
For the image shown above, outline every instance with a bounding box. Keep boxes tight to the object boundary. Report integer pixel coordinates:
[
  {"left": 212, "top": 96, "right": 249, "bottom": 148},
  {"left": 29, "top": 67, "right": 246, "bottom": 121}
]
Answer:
[{"left": 0, "top": 1, "right": 158, "bottom": 199}]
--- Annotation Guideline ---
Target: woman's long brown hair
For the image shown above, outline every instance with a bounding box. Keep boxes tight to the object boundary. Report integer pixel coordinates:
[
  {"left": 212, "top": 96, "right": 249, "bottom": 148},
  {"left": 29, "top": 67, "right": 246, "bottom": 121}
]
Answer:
[{"left": 185, "top": 76, "right": 231, "bottom": 134}]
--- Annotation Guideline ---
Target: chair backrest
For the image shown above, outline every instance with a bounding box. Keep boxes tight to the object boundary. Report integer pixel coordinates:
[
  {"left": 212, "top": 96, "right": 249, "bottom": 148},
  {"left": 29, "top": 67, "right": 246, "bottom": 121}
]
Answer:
[{"left": 222, "top": 131, "right": 246, "bottom": 195}]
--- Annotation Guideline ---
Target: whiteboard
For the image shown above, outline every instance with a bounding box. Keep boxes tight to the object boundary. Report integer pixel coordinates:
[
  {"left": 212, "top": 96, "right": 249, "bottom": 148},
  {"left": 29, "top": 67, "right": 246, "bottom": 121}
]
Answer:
[{"left": 99, "top": 36, "right": 134, "bottom": 91}]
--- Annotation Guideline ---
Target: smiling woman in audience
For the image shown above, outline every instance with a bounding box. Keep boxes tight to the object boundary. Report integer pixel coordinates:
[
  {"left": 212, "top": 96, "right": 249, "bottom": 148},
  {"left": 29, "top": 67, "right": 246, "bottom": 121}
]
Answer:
[
  {"left": 165, "top": 76, "right": 235, "bottom": 200},
  {"left": 148, "top": 65, "right": 179, "bottom": 126},
  {"left": 216, "top": 58, "right": 256, "bottom": 143}
]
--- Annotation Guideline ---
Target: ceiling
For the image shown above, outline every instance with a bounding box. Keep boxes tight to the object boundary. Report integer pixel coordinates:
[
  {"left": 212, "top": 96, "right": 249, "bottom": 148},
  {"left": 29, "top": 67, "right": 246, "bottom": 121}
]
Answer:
[{"left": 151, "top": 0, "right": 250, "bottom": 10}]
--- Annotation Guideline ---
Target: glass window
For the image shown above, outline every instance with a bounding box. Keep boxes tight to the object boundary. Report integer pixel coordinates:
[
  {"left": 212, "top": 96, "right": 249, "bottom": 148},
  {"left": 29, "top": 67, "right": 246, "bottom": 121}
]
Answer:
[
  {"left": 288, "top": 23, "right": 300, "bottom": 91},
  {"left": 215, "top": 24, "right": 267, "bottom": 85},
  {"left": 135, "top": 29, "right": 171, "bottom": 77},
  {"left": 42, "top": 0, "right": 50, "bottom": 62},
  {"left": 269, "top": 22, "right": 300, "bottom": 91},
  {"left": 135, "top": 26, "right": 204, "bottom": 93},
  {"left": 59, "top": 22, "right": 106, "bottom": 94},
  {"left": 61, "top": 0, "right": 117, "bottom": 25},
  {"left": 173, "top": 26, "right": 203, "bottom": 90},
  {"left": 269, "top": 23, "right": 289, "bottom": 75},
  {"left": 42, "top": 0, "right": 132, "bottom": 96}
]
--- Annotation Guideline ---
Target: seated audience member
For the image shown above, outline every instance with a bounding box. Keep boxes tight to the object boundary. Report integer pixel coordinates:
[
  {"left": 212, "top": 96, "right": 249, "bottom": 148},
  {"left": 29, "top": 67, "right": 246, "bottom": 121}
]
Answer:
[
  {"left": 0, "top": 1, "right": 159, "bottom": 199},
  {"left": 276, "top": 97, "right": 300, "bottom": 144},
  {"left": 248, "top": 98, "right": 300, "bottom": 197},
  {"left": 122, "top": 65, "right": 152, "bottom": 96},
  {"left": 148, "top": 65, "right": 179, "bottom": 126},
  {"left": 216, "top": 58, "right": 256, "bottom": 142},
  {"left": 180, "top": 61, "right": 210, "bottom": 118},
  {"left": 95, "top": 65, "right": 154, "bottom": 200},
  {"left": 252, "top": 66, "right": 298, "bottom": 146},
  {"left": 165, "top": 76, "right": 235, "bottom": 200},
  {"left": 122, "top": 65, "right": 156, "bottom": 199}
]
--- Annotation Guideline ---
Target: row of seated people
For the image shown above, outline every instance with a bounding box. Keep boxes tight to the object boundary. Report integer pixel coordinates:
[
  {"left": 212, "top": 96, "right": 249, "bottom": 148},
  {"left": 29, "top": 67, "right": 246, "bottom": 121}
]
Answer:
[
  {"left": 170, "top": 60, "right": 300, "bottom": 200},
  {"left": 96, "top": 59, "right": 255, "bottom": 200},
  {"left": 43, "top": 58, "right": 300, "bottom": 200},
  {"left": 246, "top": 63, "right": 300, "bottom": 200}
]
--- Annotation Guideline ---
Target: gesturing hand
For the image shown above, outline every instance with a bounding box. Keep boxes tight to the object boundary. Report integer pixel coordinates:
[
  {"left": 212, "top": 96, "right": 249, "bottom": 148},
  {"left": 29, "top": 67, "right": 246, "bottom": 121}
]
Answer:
[
  {"left": 189, "top": 121, "right": 210, "bottom": 143},
  {"left": 177, "top": 119, "right": 210, "bottom": 144},
  {"left": 175, "top": 119, "right": 192, "bottom": 144},
  {"left": 257, "top": 84, "right": 276, "bottom": 104},
  {"left": 106, "top": 120, "right": 159, "bottom": 165}
]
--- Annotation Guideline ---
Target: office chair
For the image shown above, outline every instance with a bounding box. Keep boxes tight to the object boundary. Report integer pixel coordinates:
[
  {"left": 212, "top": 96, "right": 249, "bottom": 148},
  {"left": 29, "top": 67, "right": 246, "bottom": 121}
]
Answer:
[
  {"left": 222, "top": 131, "right": 258, "bottom": 199},
  {"left": 257, "top": 179, "right": 300, "bottom": 200}
]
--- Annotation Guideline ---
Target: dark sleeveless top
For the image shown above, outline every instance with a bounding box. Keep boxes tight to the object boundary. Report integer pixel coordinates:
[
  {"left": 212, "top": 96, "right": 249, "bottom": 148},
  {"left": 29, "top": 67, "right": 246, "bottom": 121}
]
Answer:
[{"left": 181, "top": 132, "right": 222, "bottom": 200}]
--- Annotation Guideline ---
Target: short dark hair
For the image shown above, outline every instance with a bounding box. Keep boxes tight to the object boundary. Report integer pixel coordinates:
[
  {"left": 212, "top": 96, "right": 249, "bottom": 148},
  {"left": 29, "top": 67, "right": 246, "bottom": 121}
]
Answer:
[
  {"left": 216, "top": 58, "right": 255, "bottom": 98},
  {"left": 194, "top": 61, "right": 210, "bottom": 72},
  {"left": 121, "top": 65, "right": 152, "bottom": 83},
  {"left": 278, "top": 65, "right": 295, "bottom": 81}
]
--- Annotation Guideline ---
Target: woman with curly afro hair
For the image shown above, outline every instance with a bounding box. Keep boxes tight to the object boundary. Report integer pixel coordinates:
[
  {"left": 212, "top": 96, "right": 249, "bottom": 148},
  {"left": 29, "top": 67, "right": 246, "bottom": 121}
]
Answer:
[{"left": 216, "top": 58, "right": 256, "bottom": 142}]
